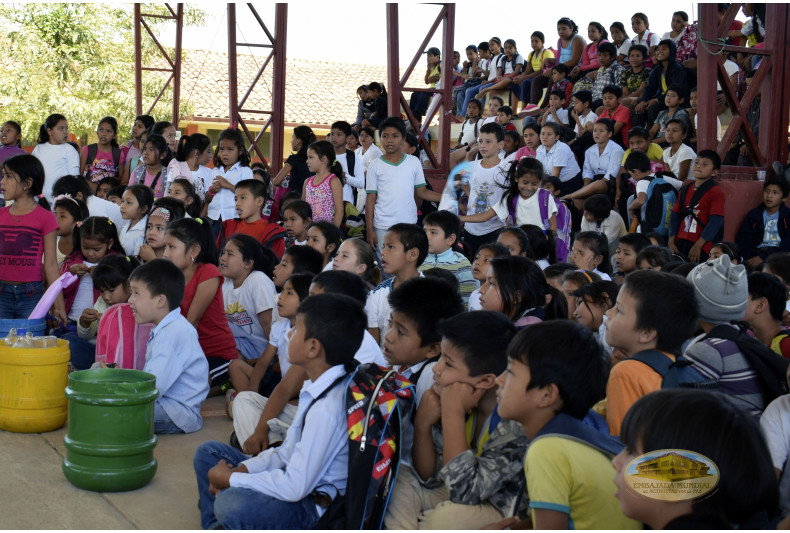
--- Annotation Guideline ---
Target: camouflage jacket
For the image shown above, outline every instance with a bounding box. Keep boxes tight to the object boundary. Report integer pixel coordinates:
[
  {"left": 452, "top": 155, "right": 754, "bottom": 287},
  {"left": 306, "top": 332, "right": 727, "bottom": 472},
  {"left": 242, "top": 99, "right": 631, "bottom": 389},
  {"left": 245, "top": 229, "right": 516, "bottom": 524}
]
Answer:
[{"left": 421, "top": 412, "right": 529, "bottom": 517}]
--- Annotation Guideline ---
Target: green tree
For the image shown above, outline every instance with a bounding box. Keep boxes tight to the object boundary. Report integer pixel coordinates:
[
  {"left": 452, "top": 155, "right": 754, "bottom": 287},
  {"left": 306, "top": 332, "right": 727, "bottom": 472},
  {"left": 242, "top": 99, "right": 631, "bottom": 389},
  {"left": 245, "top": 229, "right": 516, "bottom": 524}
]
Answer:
[{"left": 0, "top": 3, "right": 205, "bottom": 144}]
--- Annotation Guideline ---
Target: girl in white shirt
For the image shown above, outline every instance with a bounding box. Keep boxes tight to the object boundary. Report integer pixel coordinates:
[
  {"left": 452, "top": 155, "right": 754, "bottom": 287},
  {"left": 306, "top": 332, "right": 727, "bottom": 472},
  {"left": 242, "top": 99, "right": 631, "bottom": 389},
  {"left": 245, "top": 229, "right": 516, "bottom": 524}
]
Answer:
[
  {"left": 32, "top": 113, "right": 80, "bottom": 201},
  {"left": 119, "top": 184, "right": 154, "bottom": 256},
  {"left": 535, "top": 122, "right": 582, "bottom": 196}
]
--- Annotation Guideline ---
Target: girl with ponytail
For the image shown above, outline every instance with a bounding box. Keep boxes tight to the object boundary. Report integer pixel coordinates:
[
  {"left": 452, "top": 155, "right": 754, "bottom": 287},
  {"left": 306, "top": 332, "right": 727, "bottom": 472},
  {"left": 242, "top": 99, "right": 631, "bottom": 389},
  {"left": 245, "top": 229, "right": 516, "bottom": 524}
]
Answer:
[{"left": 302, "top": 140, "right": 344, "bottom": 227}]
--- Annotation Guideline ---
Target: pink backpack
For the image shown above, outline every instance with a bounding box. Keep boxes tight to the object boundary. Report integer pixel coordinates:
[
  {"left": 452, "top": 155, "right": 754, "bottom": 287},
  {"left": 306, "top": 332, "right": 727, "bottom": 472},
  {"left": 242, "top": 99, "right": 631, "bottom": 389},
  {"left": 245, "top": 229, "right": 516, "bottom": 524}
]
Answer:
[{"left": 95, "top": 303, "right": 153, "bottom": 370}]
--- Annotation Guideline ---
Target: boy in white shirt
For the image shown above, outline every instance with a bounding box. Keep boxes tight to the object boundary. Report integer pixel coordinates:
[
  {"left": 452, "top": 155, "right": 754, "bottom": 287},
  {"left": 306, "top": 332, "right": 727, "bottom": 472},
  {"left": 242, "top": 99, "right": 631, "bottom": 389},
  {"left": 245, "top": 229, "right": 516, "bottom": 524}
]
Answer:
[
  {"left": 539, "top": 90, "right": 570, "bottom": 127},
  {"left": 662, "top": 119, "right": 696, "bottom": 181},
  {"left": 329, "top": 121, "right": 365, "bottom": 203}
]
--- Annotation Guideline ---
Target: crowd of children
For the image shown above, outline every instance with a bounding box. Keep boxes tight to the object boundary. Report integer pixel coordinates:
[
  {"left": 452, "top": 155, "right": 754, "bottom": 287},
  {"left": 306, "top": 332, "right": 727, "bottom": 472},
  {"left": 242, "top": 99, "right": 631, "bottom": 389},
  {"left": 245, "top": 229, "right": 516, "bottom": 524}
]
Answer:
[{"left": 1, "top": 5, "right": 789, "bottom": 527}]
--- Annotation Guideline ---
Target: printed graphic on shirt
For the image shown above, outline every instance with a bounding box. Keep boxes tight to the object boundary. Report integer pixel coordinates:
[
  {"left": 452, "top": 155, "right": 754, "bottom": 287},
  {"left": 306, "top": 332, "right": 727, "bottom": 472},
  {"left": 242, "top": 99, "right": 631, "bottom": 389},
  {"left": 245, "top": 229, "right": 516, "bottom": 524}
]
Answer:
[
  {"left": 0, "top": 224, "right": 42, "bottom": 267},
  {"left": 226, "top": 301, "right": 254, "bottom": 333},
  {"left": 473, "top": 183, "right": 495, "bottom": 214}
]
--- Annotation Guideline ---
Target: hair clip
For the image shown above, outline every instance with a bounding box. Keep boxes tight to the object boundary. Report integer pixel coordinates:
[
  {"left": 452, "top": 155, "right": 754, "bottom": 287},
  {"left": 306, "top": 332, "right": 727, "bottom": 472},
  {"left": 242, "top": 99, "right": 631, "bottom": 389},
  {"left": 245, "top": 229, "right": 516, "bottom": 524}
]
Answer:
[
  {"left": 126, "top": 256, "right": 131, "bottom": 262},
  {"left": 195, "top": 218, "right": 203, "bottom": 225},
  {"left": 76, "top": 221, "right": 82, "bottom": 228},
  {"left": 333, "top": 159, "right": 338, "bottom": 165},
  {"left": 150, "top": 207, "right": 171, "bottom": 222},
  {"left": 37, "top": 193, "right": 44, "bottom": 199},
  {"left": 106, "top": 218, "right": 112, "bottom": 225},
  {"left": 577, "top": 269, "right": 593, "bottom": 283}
]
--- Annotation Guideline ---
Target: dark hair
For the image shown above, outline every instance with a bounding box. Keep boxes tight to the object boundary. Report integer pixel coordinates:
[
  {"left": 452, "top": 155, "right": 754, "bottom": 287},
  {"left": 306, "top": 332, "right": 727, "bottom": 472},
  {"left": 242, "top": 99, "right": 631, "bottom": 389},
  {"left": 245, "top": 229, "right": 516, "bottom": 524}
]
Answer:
[
  {"left": 96, "top": 177, "right": 120, "bottom": 192},
  {"left": 589, "top": 21, "right": 608, "bottom": 40},
  {"left": 712, "top": 241, "right": 741, "bottom": 263},
  {"left": 346, "top": 130, "right": 359, "bottom": 142},
  {"left": 594, "top": 117, "right": 615, "bottom": 135},
  {"left": 143, "top": 134, "right": 173, "bottom": 168},
  {"left": 503, "top": 38, "right": 517, "bottom": 51},
  {"left": 284, "top": 245, "right": 324, "bottom": 275},
  {"left": 624, "top": 150, "right": 651, "bottom": 172},
  {"left": 673, "top": 10, "right": 689, "bottom": 22},
  {"left": 389, "top": 277, "right": 464, "bottom": 346},
  {"left": 541, "top": 122, "right": 562, "bottom": 137},
  {"left": 297, "top": 293, "right": 366, "bottom": 367},
  {"left": 234, "top": 178, "right": 267, "bottom": 200},
  {"left": 169, "top": 178, "right": 202, "bottom": 218},
  {"left": 636, "top": 245, "right": 672, "bottom": 269},
  {"left": 403, "top": 133, "right": 422, "bottom": 157},
  {"left": 610, "top": 21, "right": 629, "bottom": 40},
  {"left": 37, "top": 113, "right": 67, "bottom": 144},
  {"left": 282, "top": 199, "right": 313, "bottom": 222},
  {"left": 520, "top": 224, "right": 557, "bottom": 264},
  {"left": 563, "top": 268, "right": 602, "bottom": 288},
  {"left": 387, "top": 223, "right": 429, "bottom": 267},
  {"left": 367, "top": 81, "right": 387, "bottom": 95},
  {"left": 72, "top": 215, "right": 125, "bottom": 258},
  {"left": 571, "top": 280, "right": 620, "bottom": 326},
  {"left": 379, "top": 116, "right": 405, "bottom": 137},
  {"left": 330, "top": 121, "right": 353, "bottom": 137},
  {"left": 150, "top": 121, "right": 174, "bottom": 137},
  {"left": 622, "top": 270, "right": 698, "bottom": 353},
  {"left": 479, "top": 121, "right": 504, "bottom": 142},
  {"left": 476, "top": 242, "right": 511, "bottom": 262},
  {"left": 497, "top": 226, "right": 534, "bottom": 258},
  {"left": 549, "top": 89, "right": 566, "bottom": 102},
  {"left": 95, "top": 116, "right": 120, "bottom": 148},
  {"left": 2, "top": 120, "right": 22, "bottom": 147},
  {"left": 312, "top": 270, "right": 368, "bottom": 306},
  {"left": 632, "top": 12, "right": 649, "bottom": 25},
  {"left": 583, "top": 194, "right": 612, "bottom": 221},
  {"left": 214, "top": 128, "right": 251, "bottom": 168},
  {"left": 541, "top": 174, "right": 562, "bottom": 191},
  {"left": 151, "top": 196, "right": 186, "bottom": 223},
  {"left": 438, "top": 311, "right": 515, "bottom": 376},
  {"left": 286, "top": 272, "right": 315, "bottom": 303},
  {"left": 748, "top": 272, "right": 787, "bottom": 321},
  {"left": 509, "top": 320, "right": 608, "bottom": 418},
  {"left": 573, "top": 90, "right": 592, "bottom": 105},
  {"left": 666, "top": 118, "right": 689, "bottom": 136},
  {"left": 531, "top": 31, "right": 545, "bottom": 44},
  {"left": 489, "top": 256, "right": 547, "bottom": 320},
  {"left": 477, "top": 41, "right": 490, "bottom": 52},
  {"left": 597, "top": 41, "right": 617, "bottom": 58},
  {"left": 224, "top": 234, "right": 276, "bottom": 278},
  {"left": 165, "top": 217, "right": 218, "bottom": 266},
  {"left": 307, "top": 140, "right": 345, "bottom": 185},
  {"left": 359, "top": 126, "right": 376, "bottom": 139},
  {"left": 307, "top": 221, "right": 342, "bottom": 258},
  {"left": 422, "top": 267, "right": 460, "bottom": 293},
  {"left": 340, "top": 238, "right": 381, "bottom": 287},
  {"left": 621, "top": 390, "right": 779, "bottom": 526},
  {"left": 504, "top": 130, "right": 521, "bottom": 150},
  {"left": 465, "top": 44, "right": 478, "bottom": 53},
  {"left": 130, "top": 258, "right": 185, "bottom": 311},
  {"left": 557, "top": 17, "right": 579, "bottom": 34},
  {"left": 52, "top": 174, "right": 92, "bottom": 201},
  {"left": 573, "top": 231, "right": 612, "bottom": 275},
  {"left": 107, "top": 185, "right": 125, "bottom": 201},
  {"left": 489, "top": 95, "right": 504, "bottom": 106},
  {"left": 764, "top": 176, "right": 790, "bottom": 198},
  {"left": 123, "top": 184, "right": 154, "bottom": 219},
  {"left": 696, "top": 148, "right": 722, "bottom": 170},
  {"left": 423, "top": 210, "right": 462, "bottom": 250},
  {"left": 765, "top": 253, "right": 790, "bottom": 286},
  {"left": 3, "top": 154, "right": 51, "bottom": 209},
  {"left": 292, "top": 125, "right": 317, "bottom": 160},
  {"left": 176, "top": 133, "right": 211, "bottom": 163},
  {"left": 602, "top": 85, "right": 623, "bottom": 98},
  {"left": 135, "top": 115, "right": 155, "bottom": 131},
  {"left": 627, "top": 126, "right": 650, "bottom": 140},
  {"left": 665, "top": 83, "right": 686, "bottom": 100},
  {"left": 628, "top": 44, "right": 648, "bottom": 59},
  {"left": 543, "top": 262, "right": 577, "bottom": 281},
  {"left": 523, "top": 121, "right": 541, "bottom": 137},
  {"left": 551, "top": 63, "right": 570, "bottom": 76},
  {"left": 618, "top": 232, "right": 652, "bottom": 254},
  {"left": 93, "top": 254, "right": 141, "bottom": 292},
  {"left": 53, "top": 195, "right": 89, "bottom": 224},
  {"left": 498, "top": 105, "right": 513, "bottom": 117}
]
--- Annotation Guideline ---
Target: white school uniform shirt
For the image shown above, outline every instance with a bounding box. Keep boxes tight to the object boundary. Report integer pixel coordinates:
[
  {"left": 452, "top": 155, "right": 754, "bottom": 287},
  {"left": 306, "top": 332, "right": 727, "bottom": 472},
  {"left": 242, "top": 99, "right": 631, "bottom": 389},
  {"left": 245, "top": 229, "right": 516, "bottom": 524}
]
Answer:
[
  {"left": 365, "top": 154, "right": 426, "bottom": 230},
  {"left": 488, "top": 54, "right": 504, "bottom": 81},
  {"left": 464, "top": 158, "right": 508, "bottom": 236},
  {"left": 492, "top": 191, "right": 557, "bottom": 228},
  {"left": 269, "top": 318, "right": 293, "bottom": 376},
  {"left": 545, "top": 108, "right": 570, "bottom": 126},
  {"left": 662, "top": 145, "right": 696, "bottom": 179},
  {"left": 575, "top": 111, "right": 598, "bottom": 136},
  {"left": 207, "top": 162, "right": 253, "bottom": 221},
  {"left": 360, "top": 144, "right": 383, "bottom": 175},
  {"left": 632, "top": 32, "right": 660, "bottom": 50},
  {"left": 583, "top": 141, "right": 625, "bottom": 180},
  {"left": 399, "top": 359, "right": 438, "bottom": 469},
  {"left": 616, "top": 38, "right": 633, "bottom": 59},
  {"left": 86, "top": 195, "right": 124, "bottom": 228},
  {"left": 119, "top": 218, "right": 146, "bottom": 256},
  {"left": 32, "top": 142, "right": 80, "bottom": 202},
  {"left": 535, "top": 142, "right": 580, "bottom": 183},
  {"left": 337, "top": 151, "right": 364, "bottom": 203}
]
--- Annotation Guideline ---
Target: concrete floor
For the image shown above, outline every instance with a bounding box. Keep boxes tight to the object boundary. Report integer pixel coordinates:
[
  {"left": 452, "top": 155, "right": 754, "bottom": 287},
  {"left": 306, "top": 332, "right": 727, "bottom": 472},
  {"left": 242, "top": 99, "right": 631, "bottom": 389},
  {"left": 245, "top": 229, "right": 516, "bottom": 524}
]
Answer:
[{"left": 0, "top": 396, "right": 233, "bottom": 530}]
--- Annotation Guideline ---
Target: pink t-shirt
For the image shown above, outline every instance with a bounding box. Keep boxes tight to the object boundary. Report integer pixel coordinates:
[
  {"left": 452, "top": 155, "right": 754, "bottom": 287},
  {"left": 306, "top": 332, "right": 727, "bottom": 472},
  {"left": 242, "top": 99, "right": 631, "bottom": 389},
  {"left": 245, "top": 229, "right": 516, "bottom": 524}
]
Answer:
[
  {"left": 513, "top": 146, "right": 537, "bottom": 160},
  {"left": 0, "top": 204, "right": 58, "bottom": 282},
  {"left": 81, "top": 145, "right": 127, "bottom": 183}
]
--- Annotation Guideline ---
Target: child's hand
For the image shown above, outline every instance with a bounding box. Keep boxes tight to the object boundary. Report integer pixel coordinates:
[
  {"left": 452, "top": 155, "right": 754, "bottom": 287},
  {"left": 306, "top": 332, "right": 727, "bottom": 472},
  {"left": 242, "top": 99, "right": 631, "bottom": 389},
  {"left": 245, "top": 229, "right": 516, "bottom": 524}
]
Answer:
[
  {"left": 745, "top": 256, "right": 763, "bottom": 270},
  {"left": 138, "top": 243, "right": 156, "bottom": 262},
  {"left": 415, "top": 388, "right": 442, "bottom": 429},
  {"left": 79, "top": 308, "right": 99, "bottom": 329},
  {"left": 570, "top": 66, "right": 581, "bottom": 78},
  {"left": 69, "top": 264, "right": 89, "bottom": 277},
  {"left": 688, "top": 240, "right": 704, "bottom": 262},
  {"left": 668, "top": 238, "right": 679, "bottom": 254},
  {"left": 208, "top": 460, "right": 246, "bottom": 495},
  {"left": 367, "top": 231, "right": 378, "bottom": 250},
  {"left": 242, "top": 430, "right": 269, "bottom": 456},
  {"left": 440, "top": 381, "right": 486, "bottom": 414}
]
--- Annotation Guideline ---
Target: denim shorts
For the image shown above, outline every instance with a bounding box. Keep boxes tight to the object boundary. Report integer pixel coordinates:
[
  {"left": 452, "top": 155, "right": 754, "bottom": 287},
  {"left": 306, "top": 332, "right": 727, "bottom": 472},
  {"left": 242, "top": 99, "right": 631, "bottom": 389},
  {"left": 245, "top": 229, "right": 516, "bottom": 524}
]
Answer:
[{"left": 0, "top": 280, "right": 44, "bottom": 319}]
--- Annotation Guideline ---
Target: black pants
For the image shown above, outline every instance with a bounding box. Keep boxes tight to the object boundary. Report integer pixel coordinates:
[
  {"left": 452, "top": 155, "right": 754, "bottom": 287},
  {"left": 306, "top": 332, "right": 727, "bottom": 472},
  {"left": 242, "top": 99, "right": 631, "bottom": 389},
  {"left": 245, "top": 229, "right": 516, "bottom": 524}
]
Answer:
[{"left": 461, "top": 228, "right": 500, "bottom": 262}]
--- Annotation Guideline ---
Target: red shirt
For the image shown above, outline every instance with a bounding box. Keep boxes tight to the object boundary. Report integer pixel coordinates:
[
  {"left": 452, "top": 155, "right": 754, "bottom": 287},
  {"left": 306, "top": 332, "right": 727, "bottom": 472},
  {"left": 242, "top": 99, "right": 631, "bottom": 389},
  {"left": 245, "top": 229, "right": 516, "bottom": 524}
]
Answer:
[
  {"left": 671, "top": 181, "right": 725, "bottom": 254},
  {"left": 598, "top": 105, "right": 633, "bottom": 146},
  {"left": 181, "top": 263, "right": 237, "bottom": 361},
  {"left": 217, "top": 218, "right": 286, "bottom": 259}
]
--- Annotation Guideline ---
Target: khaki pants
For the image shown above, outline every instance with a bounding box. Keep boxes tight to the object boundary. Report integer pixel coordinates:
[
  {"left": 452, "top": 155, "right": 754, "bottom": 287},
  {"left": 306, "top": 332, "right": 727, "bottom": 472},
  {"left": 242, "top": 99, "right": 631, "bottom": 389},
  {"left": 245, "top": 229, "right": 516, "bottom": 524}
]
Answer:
[
  {"left": 231, "top": 391, "right": 298, "bottom": 445},
  {"left": 384, "top": 467, "right": 504, "bottom": 530}
]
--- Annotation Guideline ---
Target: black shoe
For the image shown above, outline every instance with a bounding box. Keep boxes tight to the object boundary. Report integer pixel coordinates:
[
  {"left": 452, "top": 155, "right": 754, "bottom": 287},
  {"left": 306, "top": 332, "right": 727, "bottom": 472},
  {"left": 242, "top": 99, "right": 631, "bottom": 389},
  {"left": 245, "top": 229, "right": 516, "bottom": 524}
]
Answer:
[{"left": 229, "top": 431, "right": 242, "bottom": 452}]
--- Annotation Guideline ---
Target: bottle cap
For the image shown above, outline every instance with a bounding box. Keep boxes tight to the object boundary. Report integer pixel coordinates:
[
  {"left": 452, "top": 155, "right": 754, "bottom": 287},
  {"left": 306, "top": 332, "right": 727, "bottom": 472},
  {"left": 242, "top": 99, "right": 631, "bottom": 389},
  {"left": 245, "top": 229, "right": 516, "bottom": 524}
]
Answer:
[{"left": 17, "top": 328, "right": 26, "bottom": 335}]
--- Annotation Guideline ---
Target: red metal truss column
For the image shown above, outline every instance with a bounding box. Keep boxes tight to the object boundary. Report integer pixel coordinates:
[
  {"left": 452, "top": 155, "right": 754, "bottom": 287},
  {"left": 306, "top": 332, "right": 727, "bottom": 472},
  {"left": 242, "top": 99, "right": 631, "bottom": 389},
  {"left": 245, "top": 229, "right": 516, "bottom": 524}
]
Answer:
[
  {"left": 134, "top": 3, "right": 184, "bottom": 128},
  {"left": 697, "top": 3, "right": 790, "bottom": 171},
  {"left": 386, "top": 3, "right": 455, "bottom": 181},
  {"left": 227, "top": 3, "right": 288, "bottom": 172}
]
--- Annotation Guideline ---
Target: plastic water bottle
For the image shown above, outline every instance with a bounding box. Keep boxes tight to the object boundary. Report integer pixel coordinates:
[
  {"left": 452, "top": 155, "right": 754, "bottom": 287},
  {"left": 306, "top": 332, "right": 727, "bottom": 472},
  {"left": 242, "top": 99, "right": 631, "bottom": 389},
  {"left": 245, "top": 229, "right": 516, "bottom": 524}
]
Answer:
[
  {"left": 12, "top": 328, "right": 31, "bottom": 348},
  {"left": 4, "top": 328, "right": 17, "bottom": 346}
]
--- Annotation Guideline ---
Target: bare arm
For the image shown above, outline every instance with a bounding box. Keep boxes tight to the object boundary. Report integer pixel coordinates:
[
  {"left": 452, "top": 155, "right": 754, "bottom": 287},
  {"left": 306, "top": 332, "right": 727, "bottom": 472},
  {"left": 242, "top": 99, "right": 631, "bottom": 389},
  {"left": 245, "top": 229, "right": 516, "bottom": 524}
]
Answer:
[
  {"left": 366, "top": 192, "right": 377, "bottom": 249},
  {"left": 271, "top": 162, "right": 294, "bottom": 187},
  {"left": 460, "top": 207, "right": 498, "bottom": 223},
  {"left": 331, "top": 177, "right": 344, "bottom": 227},
  {"left": 43, "top": 231, "right": 67, "bottom": 325},
  {"left": 185, "top": 277, "right": 220, "bottom": 329},
  {"left": 257, "top": 309, "right": 272, "bottom": 341},
  {"left": 415, "top": 185, "right": 441, "bottom": 203}
]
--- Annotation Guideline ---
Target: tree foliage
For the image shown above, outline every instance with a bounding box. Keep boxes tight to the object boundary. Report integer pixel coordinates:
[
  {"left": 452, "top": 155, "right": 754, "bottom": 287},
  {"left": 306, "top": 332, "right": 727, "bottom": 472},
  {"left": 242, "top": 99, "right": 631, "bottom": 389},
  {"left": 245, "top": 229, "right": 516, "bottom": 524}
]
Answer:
[{"left": 0, "top": 3, "right": 205, "bottom": 144}]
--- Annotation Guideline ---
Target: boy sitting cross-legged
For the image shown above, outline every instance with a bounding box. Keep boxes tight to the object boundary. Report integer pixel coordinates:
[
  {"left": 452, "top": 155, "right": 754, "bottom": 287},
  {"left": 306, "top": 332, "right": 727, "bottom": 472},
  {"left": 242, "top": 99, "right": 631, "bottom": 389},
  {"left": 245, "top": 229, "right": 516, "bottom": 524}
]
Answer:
[
  {"left": 129, "top": 259, "right": 209, "bottom": 434},
  {"left": 495, "top": 320, "right": 641, "bottom": 529},
  {"left": 419, "top": 210, "right": 475, "bottom": 306},
  {"left": 193, "top": 293, "right": 367, "bottom": 530},
  {"left": 385, "top": 311, "right": 524, "bottom": 529}
]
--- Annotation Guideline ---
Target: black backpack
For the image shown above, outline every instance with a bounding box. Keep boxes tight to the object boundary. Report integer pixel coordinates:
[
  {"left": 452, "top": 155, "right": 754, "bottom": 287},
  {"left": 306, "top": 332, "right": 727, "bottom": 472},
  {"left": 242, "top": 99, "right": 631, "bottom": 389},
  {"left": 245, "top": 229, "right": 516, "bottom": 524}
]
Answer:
[
  {"left": 641, "top": 173, "right": 678, "bottom": 235},
  {"left": 703, "top": 323, "right": 790, "bottom": 405},
  {"left": 629, "top": 349, "right": 717, "bottom": 389},
  {"left": 84, "top": 143, "right": 122, "bottom": 180},
  {"left": 303, "top": 362, "right": 415, "bottom": 530}
]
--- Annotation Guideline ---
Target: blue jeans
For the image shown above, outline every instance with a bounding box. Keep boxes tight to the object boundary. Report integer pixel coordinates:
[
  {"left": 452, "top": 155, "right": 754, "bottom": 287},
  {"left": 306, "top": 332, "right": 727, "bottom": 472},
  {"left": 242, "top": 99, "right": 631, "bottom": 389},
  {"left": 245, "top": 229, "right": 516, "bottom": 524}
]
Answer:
[
  {"left": 459, "top": 82, "right": 494, "bottom": 116},
  {"left": 154, "top": 401, "right": 185, "bottom": 435},
  {"left": 193, "top": 441, "right": 320, "bottom": 530},
  {"left": 0, "top": 281, "right": 44, "bottom": 320},
  {"left": 517, "top": 78, "right": 533, "bottom": 104}
]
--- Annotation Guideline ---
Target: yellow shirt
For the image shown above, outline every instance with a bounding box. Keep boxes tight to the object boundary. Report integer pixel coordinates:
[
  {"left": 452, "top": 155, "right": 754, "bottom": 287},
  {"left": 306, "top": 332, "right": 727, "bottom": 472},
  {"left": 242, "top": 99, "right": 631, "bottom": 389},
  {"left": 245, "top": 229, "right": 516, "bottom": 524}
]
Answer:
[
  {"left": 528, "top": 48, "right": 555, "bottom": 72},
  {"left": 621, "top": 143, "right": 665, "bottom": 165},
  {"left": 526, "top": 437, "right": 642, "bottom": 530},
  {"left": 428, "top": 65, "right": 440, "bottom": 88}
]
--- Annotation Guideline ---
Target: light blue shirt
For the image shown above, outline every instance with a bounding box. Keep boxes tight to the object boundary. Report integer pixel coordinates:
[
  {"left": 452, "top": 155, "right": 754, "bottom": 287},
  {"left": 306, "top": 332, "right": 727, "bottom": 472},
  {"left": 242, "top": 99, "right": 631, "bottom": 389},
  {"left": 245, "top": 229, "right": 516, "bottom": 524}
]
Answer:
[
  {"left": 143, "top": 307, "right": 209, "bottom": 433},
  {"left": 207, "top": 161, "right": 254, "bottom": 221},
  {"left": 582, "top": 140, "right": 625, "bottom": 181},
  {"left": 535, "top": 142, "right": 580, "bottom": 183},
  {"left": 231, "top": 364, "right": 349, "bottom": 510},
  {"left": 760, "top": 210, "right": 781, "bottom": 248}
]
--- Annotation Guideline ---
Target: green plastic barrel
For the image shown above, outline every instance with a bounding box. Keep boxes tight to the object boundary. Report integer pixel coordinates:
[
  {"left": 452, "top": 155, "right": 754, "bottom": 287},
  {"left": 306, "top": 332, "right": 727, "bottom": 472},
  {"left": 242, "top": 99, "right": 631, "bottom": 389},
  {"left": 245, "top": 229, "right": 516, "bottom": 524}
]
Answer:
[{"left": 62, "top": 369, "right": 159, "bottom": 492}]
